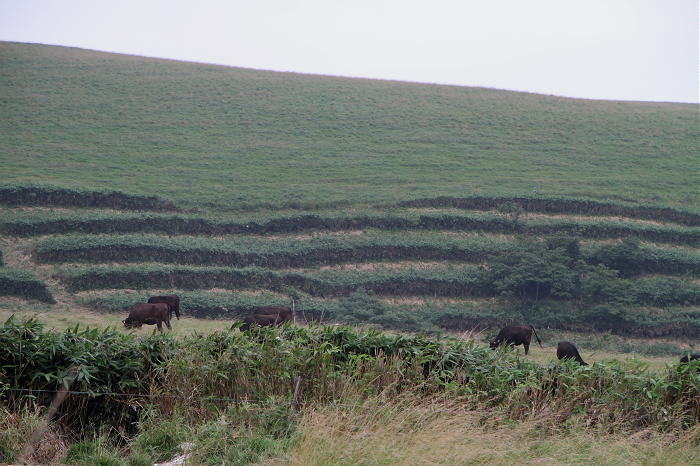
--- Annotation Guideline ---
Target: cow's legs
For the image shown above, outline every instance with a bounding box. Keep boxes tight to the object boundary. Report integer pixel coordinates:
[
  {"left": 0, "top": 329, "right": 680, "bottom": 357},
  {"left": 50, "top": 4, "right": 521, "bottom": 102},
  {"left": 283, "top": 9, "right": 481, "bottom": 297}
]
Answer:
[
  {"left": 157, "top": 322, "right": 163, "bottom": 332},
  {"left": 524, "top": 342, "right": 530, "bottom": 355},
  {"left": 165, "top": 318, "right": 172, "bottom": 330}
]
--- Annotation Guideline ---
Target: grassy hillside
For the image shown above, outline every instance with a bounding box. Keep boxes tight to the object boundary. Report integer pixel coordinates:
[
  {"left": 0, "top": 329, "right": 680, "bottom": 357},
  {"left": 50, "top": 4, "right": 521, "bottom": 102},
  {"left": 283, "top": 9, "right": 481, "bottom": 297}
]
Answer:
[
  {"left": 0, "top": 41, "right": 697, "bottom": 348},
  {"left": 1, "top": 42, "right": 697, "bottom": 211}
]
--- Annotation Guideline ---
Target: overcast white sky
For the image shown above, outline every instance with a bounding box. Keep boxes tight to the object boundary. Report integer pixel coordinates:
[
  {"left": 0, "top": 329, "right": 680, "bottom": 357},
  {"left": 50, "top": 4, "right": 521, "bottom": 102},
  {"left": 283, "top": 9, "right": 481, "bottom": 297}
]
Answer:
[{"left": 1, "top": 0, "right": 697, "bottom": 103}]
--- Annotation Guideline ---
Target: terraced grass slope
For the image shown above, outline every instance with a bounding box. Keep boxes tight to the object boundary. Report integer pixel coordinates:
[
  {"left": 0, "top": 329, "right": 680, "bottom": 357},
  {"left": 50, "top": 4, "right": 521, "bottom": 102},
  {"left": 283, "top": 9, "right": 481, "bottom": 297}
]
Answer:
[
  {"left": 0, "top": 42, "right": 697, "bottom": 347},
  {"left": 1, "top": 42, "right": 697, "bottom": 211}
]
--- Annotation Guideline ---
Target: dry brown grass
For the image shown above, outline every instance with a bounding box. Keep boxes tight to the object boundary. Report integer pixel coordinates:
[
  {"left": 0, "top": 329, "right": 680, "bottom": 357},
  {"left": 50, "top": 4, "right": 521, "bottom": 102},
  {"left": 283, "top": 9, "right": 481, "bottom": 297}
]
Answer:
[
  {"left": 0, "top": 405, "right": 68, "bottom": 465},
  {"left": 283, "top": 394, "right": 700, "bottom": 466}
]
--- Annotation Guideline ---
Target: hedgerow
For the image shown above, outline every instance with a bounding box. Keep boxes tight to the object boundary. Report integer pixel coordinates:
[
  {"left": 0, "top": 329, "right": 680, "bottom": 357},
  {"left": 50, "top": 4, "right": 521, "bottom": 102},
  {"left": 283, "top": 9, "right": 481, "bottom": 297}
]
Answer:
[
  {"left": 399, "top": 195, "right": 700, "bottom": 226},
  {"left": 0, "top": 268, "right": 55, "bottom": 303},
  {"left": 3, "top": 209, "right": 699, "bottom": 245},
  {"left": 59, "top": 263, "right": 698, "bottom": 306},
  {"left": 33, "top": 233, "right": 516, "bottom": 268},
  {"left": 58, "top": 264, "right": 494, "bottom": 299},
  {"left": 0, "top": 185, "right": 179, "bottom": 211},
  {"left": 34, "top": 233, "right": 700, "bottom": 276}
]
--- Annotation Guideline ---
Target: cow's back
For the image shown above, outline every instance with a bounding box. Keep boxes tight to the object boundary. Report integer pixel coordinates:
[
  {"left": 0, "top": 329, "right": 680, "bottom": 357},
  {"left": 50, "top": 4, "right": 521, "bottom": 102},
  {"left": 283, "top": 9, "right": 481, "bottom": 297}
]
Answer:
[
  {"left": 254, "top": 306, "right": 292, "bottom": 322},
  {"left": 502, "top": 325, "right": 532, "bottom": 343},
  {"left": 148, "top": 295, "right": 180, "bottom": 317},
  {"left": 130, "top": 303, "right": 169, "bottom": 321}
]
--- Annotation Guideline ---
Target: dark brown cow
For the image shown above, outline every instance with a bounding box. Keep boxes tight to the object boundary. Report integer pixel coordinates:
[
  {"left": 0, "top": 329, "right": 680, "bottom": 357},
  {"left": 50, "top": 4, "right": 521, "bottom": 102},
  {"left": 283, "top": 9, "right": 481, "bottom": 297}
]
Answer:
[
  {"left": 123, "top": 303, "right": 172, "bottom": 332},
  {"left": 253, "top": 306, "right": 292, "bottom": 323},
  {"left": 148, "top": 295, "right": 180, "bottom": 320},
  {"left": 239, "top": 306, "right": 293, "bottom": 331},
  {"left": 680, "top": 354, "right": 700, "bottom": 373},
  {"left": 489, "top": 324, "right": 543, "bottom": 355},
  {"left": 240, "top": 314, "right": 279, "bottom": 331},
  {"left": 556, "top": 341, "right": 588, "bottom": 366}
]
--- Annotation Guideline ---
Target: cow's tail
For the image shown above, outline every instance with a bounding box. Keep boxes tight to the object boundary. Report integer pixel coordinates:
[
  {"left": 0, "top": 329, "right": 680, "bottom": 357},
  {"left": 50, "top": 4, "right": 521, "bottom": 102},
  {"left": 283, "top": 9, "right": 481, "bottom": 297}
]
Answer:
[{"left": 531, "top": 325, "right": 543, "bottom": 348}]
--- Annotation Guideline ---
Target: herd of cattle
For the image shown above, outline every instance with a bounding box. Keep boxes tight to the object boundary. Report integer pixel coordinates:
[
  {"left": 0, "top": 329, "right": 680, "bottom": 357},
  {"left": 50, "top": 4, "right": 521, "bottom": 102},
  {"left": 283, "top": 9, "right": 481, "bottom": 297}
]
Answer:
[{"left": 122, "top": 295, "right": 699, "bottom": 366}]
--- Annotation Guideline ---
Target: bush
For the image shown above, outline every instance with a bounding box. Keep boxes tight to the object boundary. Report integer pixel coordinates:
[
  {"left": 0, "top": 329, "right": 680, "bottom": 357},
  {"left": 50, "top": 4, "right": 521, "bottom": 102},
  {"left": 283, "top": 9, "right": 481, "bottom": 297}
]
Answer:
[
  {"left": 589, "top": 238, "right": 646, "bottom": 278},
  {"left": 487, "top": 241, "right": 580, "bottom": 301},
  {"left": 0, "top": 267, "right": 55, "bottom": 303},
  {"left": 0, "top": 184, "right": 178, "bottom": 211}
]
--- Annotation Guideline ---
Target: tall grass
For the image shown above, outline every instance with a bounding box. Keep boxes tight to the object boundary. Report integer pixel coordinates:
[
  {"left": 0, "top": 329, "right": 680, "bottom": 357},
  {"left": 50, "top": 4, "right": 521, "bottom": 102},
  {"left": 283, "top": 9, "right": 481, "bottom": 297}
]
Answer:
[{"left": 289, "top": 393, "right": 700, "bottom": 466}]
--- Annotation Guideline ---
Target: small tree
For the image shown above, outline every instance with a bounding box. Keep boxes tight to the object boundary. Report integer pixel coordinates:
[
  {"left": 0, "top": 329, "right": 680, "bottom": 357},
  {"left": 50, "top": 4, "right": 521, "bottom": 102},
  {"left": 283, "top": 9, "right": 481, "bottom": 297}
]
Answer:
[
  {"left": 487, "top": 241, "right": 579, "bottom": 302},
  {"left": 590, "top": 238, "right": 645, "bottom": 278}
]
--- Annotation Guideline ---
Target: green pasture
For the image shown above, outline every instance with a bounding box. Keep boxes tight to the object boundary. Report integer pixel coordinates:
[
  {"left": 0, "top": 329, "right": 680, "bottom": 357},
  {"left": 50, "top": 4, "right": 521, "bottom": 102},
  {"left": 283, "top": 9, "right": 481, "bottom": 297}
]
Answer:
[{"left": 1, "top": 42, "right": 698, "bottom": 211}]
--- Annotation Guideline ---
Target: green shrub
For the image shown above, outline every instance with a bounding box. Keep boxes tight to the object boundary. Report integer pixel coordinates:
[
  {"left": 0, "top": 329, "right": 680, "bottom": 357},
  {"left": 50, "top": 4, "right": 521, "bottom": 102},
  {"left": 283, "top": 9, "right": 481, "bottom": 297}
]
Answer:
[
  {"left": 2, "top": 317, "right": 699, "bottom": 435},
  {"left": 0, "top": 267, "right": 55, "bottom": 303},
  {"left": 487, "top": 241, "right": 580, "bottom": 301}
]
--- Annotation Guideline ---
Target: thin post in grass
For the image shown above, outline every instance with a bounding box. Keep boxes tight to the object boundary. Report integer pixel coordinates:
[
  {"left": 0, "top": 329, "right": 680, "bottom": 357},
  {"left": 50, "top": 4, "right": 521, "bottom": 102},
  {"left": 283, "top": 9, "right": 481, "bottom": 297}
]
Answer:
[
  {"left": 292, "top": 375, "right": 302, "bottom": 408},
  {"left": 16, "top": 367, "right": 78, "bottom": 464}
]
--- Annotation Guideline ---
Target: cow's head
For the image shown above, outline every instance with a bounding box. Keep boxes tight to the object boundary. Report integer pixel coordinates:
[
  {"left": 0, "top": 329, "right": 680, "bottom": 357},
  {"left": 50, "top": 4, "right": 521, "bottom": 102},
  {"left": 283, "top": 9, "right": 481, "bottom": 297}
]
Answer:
[
  {"left": 489, "top": 338, "right": 500, "bottom": 350},
  {"left": 123, "top": 318, "right": 142, "bottom": 329}
]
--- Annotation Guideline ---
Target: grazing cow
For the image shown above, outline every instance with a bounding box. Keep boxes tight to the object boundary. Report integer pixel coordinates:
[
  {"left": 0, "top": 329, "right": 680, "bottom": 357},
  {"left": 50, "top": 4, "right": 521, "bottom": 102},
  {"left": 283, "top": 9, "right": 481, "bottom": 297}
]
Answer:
[
  {"left": 123, "top": 303, "right": 172, "bottom": 332},
  {"left": 239, "top": 306, "right": 293, "bottom": 331},
  {"left": 680, "top": 354, "right": 700, "bottom": 363},
  {"left": 680, "top": 354, "right": 700, "bottom": 373},
  {"left": 240, "top": 314, "right": 279, "bottom": 331},
  {"left": 253, "top": 306, "right": 292, "bottom": 324},
  {"left": 489, "top": 324, "right": 543, "bottom": 355},
  {"left": 148, "top": 295, "right": 180, "bottom": 320},
  {"left": 556, "top": 341, "right": 588, "bottom": 366}
]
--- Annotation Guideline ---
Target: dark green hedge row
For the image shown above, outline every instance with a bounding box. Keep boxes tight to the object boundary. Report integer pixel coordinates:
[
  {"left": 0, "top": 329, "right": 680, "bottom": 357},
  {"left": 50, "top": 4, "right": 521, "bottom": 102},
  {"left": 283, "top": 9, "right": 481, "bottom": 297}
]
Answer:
[
  {"left": 0, "top": 185, "right": 178, "bottom": 211},
  {"left": 399, "top": 196, "right": 700, "bottom": 226},
  {"left": 59, "top": 265, "right": 497, "bottom": 298},
  {"left": 59, "top": 264, "right": 699, "bottom": 306},
  {"left": 5, "top": 210, "right": 699, "bottom": 245},
  {"left": 0, "top": 267, "right": 55, "bottom": 303},
  {"left": 35, "top": 234, "right": 700, "bottom": 276},
  {"left": 34, "top": 234, "right": 514, "bottom": 268}
]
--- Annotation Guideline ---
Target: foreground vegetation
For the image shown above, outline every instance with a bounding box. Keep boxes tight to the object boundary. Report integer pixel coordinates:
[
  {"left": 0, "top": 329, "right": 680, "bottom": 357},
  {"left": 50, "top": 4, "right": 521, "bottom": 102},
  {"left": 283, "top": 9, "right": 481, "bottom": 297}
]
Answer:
[{"left": 0, "top": 317, "right": 698, "bottom": 464}]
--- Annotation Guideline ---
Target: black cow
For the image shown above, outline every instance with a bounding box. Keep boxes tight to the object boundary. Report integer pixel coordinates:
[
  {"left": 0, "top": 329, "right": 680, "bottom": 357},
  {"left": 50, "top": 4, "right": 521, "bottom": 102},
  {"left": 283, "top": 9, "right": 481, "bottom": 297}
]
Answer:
[
  {"left": 240, "top": 314, "right": 279, "bottom": 332},
  {"left": 680, "top": 354, "right": 700, "bottom": 373},
  {"left": 680, "top": 354, "right": 700, "bottom": 363},
  {"left": 239, "top": 306, "right": 293, "bottom": 331},
  {"left": 489, "top": 324, "right": 542, "bottom": 355},
  {"left": 123, "top": 303, "right": 172, "bottom": 332},
  {"left": 253, "top": 306, "right": 292, "bottom": 323},
  {"left": 556, "top": 341, "right": 588, "bottom": 366},
  {"left": 148, "top": 295, "right": 180, "bottom": 320}
]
